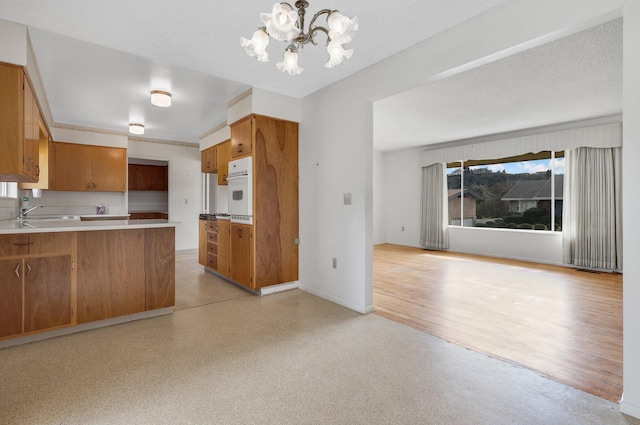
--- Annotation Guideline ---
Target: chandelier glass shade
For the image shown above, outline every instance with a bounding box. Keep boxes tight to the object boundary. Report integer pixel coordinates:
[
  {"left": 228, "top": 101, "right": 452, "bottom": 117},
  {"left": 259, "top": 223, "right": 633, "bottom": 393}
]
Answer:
[{"left": 241, "top": 1, "right": 358, "bottom": 75}]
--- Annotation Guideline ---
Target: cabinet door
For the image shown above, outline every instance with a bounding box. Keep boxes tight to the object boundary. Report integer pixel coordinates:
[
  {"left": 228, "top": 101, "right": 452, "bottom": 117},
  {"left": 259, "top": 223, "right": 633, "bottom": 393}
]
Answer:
[
  {"left": 207, "top": 226, "right": 217, "bottom": 270},
  {"left": 217, "top": 140, "right": 231, "bottom": 185},
  {"left": 198, "top": 220, "right": 208, "bottom": 266},
  {"left": 92, "top": 145, "right": 126, "bottom": 191},
  {"left": 0, "top": 234, "right": 30, "bottom": 257},
  {"left": 77, "top": 230, "right": 146, "bottom": 323},
  {"left": 128, "top": 164, "right": 137, "bottom": 190},
  {"left": 136, "top": 165, "right": 167, "bottom": 190},
  {"left": 24, "top": 255, "right": 72, "bottom": 333},
  {"left": 217, "top": 220, "right": 230, "bottom": 277},
  {"left": 201, "top": 146, "right": 217, "bottom": 173},
  {"left": 230, "top": 223, "right": 253, "bottom": 288},
  {"left": 0, "top": 259, "right": 23, "bottom": 338},
  {"left": 55, "top": 143, "right": 92, "bottom": 190},
  {"left": 145, "top": 228, "right": 175, "bottom": 310},
  {"left": 48, "top": 139, "right": 56, "bottom": 190},
  {"left": 23, "top": 79, "right": 39, "bottom": 182},
  {"left": 230, "top": 117, "right": 253, "bottom": 158}
]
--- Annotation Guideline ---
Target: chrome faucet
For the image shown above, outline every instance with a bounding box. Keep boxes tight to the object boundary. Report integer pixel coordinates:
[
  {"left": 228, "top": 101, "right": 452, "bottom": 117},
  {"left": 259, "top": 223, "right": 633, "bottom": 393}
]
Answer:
[{"left": 19, "top": 205, "right": 43, "bottom": 219}]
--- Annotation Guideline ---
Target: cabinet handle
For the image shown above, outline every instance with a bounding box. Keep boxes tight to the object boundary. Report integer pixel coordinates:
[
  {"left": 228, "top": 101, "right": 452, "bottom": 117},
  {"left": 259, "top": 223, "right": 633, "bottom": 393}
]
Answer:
[
  {"left": 12, "top": 242, "right": 34, "bottom": 247},
  {"left": 237, "top": 143, "right": 243, "bottom": 153},
  {"left": 237, "top": 228, "right": 243, "bottom": 238},
  {"left": 35, "top": 165, "right": 40, "bottom": 177},
  {"left": 223, "top": 174, "right": 227, "bottom": 181},
  {"left": 26, "top": 263, "right": 32, "bottom": 276},
  {"left": 14, "top": 263, "right": 20, "bottom": 278}
]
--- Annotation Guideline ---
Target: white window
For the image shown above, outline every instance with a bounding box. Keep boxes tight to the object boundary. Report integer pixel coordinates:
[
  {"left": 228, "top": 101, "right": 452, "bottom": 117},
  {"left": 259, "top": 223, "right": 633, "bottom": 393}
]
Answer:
[
  {"left": 0, "top": 182, "right": 18, "bottom": 199},
  {"left": 446, "top": 151, "right": 564, "bottom": 231}
]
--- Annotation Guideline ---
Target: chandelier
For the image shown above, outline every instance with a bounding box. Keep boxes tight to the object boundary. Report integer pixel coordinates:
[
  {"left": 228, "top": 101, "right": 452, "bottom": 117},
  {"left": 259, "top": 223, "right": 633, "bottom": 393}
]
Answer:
[{"left": 241, "top": 1, "right": 358, "bottom": 75}]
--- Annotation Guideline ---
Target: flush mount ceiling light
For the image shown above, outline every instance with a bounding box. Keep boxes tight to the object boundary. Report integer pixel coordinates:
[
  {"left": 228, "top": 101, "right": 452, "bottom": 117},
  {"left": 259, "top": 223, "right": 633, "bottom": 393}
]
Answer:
[
  {"left": 150, "top": 90, "right": 172, "bottom": 107},
  {"left": 129, "top": 123, "right": 145, "bottom": 135},
  {"left": 241, "top": 1, "right": 358, "bottom": 75}
]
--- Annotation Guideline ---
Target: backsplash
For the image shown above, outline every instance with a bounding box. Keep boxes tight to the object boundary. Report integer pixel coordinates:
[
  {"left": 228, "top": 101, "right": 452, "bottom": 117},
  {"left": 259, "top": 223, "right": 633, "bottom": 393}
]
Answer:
[
  {"left": 0, "top": 197, "right": 19, "bottom": 220},
  {"left": 15, "top": 189, "right": 127, "bottom": 217},
  {"left": 128, "top": 190, "right": 169, "bottom": 213}
]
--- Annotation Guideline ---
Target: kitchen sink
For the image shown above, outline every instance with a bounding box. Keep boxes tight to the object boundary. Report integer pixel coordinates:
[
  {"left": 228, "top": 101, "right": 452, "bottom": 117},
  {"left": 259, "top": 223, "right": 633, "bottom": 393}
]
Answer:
[{"left": 21, "top": 215, "right": 81, "bottom": 221}]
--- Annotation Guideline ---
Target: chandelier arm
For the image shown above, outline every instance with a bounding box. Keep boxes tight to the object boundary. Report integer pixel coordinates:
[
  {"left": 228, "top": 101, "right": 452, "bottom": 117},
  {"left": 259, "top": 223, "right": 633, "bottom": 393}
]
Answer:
[
  {"left": 308, "top": 26, "right": 330, "bottom": 44},
  {"left": 307, "top": 9, "right": 334, "bottom": 33}
]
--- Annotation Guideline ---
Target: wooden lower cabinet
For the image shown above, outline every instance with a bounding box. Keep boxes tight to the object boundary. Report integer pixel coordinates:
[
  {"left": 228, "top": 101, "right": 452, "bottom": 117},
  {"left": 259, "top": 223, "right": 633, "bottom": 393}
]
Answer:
[
  {"left": 1, "top": 227, "right": 175, "bottom": 341},
  {"left": 198, "top": 220, "right": 208, "bottom": 267},
  {"left": 0, "top": 259, "right": 23, "bottom": 338},
  {"left": 24, "top": 255, "right": 72, "bottom": 333},
  {"left": 217, "top": 220, "right": 230, "bottom": 277},
  {"left": 77, "top": 228, "right": 175, "bottom": 324},
  {"left": 230, "top": 223, "right": 253, "bottom": 288},
  {"left": 77, "top": 230, "right": 146, "bottom": 323},
  {"left": 144, "top": 228, "right": 175, "bottom": 310},
  {"left": 0, "top": 233, "right": 75, "bottom": 339}
]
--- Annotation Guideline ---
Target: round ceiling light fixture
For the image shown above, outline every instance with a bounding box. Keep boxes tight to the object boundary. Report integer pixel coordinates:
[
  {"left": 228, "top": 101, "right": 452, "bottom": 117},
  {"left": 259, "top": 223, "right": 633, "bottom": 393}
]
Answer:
[
  {"left": 150, "top": 90, "right": 172, "bottom": 107},
  {"left": 129, "top": 123, "right": 145, "bottom": 135}
]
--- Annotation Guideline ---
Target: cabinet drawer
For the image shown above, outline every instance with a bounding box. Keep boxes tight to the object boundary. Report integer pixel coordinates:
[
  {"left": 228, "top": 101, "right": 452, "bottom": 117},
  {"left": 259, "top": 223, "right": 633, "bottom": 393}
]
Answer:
[
  {"left": 207, "top": 253, "right": 217, "bottom": 269},
  {"left": 207, "top": 241, "right": 217, "bottom": 255},
  {"left": 207, "top": 231, "right": 217, "bottom": 243},
  {"left": 0, "top": 235, "right": 30, "bottom": 257}
]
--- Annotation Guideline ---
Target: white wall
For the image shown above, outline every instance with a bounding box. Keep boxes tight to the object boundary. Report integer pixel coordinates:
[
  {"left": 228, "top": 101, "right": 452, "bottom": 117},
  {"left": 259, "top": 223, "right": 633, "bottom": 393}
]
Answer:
[
  {"left": 0, "top": 19, "right": 27, "bottom": 66},
  {"left": 381, "top": 145, "right": 565, "bottom": 265},
  {"left": 127, "top": 140, "right": 201, "bottom": 251},
  {"left": 622, "top": 1, "right": 640, "bottom": 418},
  {"left": 299, "top": 0, "right": 639, "bottom": 414}
]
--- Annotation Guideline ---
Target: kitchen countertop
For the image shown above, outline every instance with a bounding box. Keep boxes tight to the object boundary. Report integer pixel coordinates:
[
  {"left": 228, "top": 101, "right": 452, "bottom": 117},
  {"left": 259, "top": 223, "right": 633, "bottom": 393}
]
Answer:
[{"left": 0, "top": 219, "right": 176, "bottom": 235}]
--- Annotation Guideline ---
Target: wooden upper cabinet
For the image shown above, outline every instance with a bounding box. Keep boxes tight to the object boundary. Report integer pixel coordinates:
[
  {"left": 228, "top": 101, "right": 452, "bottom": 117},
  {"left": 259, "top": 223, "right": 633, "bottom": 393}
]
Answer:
[
  {"left": 0, "top": 62, "right": 40, "bottom": 183},
  {"left": 230, "top": 117, "right": 253, "bottom": 159},
  {"left": 201, "top": 146, "right": 217, "bottom": 173},
  {"left": 217, "top": 140, "right": 231, "bottom": 185},
  {"left": 129, "top": 164, "right": 168, "bottom": 191},
  {"left": 23, "top": 78, "right": 39, "bottom": 181},
  {"left": 54, "top": 142, "right": 126, "bottom": 192}
]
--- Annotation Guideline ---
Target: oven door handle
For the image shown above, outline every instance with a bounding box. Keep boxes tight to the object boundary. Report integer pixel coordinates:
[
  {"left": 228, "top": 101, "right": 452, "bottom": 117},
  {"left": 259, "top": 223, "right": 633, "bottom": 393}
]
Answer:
[{"left": 226, "top": 174, "right": 248, "bottom": 181}]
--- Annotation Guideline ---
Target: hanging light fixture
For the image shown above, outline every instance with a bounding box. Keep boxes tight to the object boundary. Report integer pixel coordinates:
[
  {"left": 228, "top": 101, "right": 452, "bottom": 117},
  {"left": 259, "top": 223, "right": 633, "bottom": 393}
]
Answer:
[
  {"left": 241, "top": 1, "right": 358, "bottom": 75},
  {"left": 129, "top": 123, "right": 145, "bottom": 135},
  {"left": 150, "top": 90, "right": 172, "bottom": 107}
]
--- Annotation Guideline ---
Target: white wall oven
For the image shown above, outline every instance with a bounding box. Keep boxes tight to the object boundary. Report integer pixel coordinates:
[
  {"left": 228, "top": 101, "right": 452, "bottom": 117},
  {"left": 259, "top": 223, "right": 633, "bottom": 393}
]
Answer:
[{"left": 227, "top": 156, "right": 253, "bottom": 224}]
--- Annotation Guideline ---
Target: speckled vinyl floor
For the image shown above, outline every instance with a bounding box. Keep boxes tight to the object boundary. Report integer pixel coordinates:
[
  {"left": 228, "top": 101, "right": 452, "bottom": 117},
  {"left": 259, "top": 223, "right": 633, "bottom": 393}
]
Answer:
[{"left": 0, "top": 251, "right": 638, "bottom": 425}]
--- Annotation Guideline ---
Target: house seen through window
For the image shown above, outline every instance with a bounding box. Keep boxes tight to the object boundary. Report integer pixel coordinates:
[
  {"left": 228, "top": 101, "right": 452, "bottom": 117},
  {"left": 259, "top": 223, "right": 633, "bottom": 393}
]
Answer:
[{"left": 446, "top": 151, "right": 564, "bottom": 231}]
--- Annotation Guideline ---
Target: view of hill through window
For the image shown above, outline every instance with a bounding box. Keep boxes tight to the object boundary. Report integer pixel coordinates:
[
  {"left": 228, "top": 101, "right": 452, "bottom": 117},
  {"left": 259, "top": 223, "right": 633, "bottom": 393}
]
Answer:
[{"left": 446, "top": 152, "right": 564, "bottom": 231}]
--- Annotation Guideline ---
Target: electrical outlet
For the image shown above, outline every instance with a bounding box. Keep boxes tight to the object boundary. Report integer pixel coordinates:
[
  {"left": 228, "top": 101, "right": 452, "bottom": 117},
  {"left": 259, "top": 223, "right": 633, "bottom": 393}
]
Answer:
[
  {"left": 343, "top": 193, "right": 352, "bottom": 205},
  {"left": 332, "top": 258, "right": 337, "bottom": 269},
  {"left": 402, "top": 226, "right": 405, "bottom": 231}
]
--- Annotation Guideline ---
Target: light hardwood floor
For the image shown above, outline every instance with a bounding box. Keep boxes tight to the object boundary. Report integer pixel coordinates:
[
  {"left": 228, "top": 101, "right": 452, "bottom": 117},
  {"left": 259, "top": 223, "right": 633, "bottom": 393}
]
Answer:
[{"left": 373, "top": 243, "right": 623, "bottom": 402}]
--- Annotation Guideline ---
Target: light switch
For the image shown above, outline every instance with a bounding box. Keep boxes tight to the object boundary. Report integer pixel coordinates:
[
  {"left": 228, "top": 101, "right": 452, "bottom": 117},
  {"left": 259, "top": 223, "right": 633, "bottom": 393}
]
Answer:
[{"left": 343, "top": 193, "right": 352, "bottom": 205}]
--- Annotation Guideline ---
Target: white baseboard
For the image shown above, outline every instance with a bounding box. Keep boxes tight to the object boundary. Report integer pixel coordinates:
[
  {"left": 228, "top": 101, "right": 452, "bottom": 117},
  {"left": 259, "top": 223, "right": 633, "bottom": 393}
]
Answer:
[
  {"left": 260, "top": 281, "right": 299, "bottom": 295},
  {"left": 620, "top": 399, "right": 640, "bottom": 420}
]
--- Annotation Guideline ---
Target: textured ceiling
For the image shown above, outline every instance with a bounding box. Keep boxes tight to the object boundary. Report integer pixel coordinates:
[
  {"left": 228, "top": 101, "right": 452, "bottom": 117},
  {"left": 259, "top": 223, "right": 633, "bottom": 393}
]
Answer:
[
  {"left": 0, "top": 0, "right": 509, "bottom": 144},
  {"left": 0, "top": 2, "right": 620, "bottom": 150},
  {"left": 373, "top": 18, "right": 623, "bottom": 152}
]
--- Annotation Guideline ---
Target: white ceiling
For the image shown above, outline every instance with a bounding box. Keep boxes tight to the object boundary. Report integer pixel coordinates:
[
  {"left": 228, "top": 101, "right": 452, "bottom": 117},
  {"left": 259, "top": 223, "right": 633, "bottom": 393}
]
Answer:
[
  {"left": 0, "top": 1, "right": 622, "bottom": 150},
  {"left": 374, "top": 18, "right": 623, "bottom": 151}
]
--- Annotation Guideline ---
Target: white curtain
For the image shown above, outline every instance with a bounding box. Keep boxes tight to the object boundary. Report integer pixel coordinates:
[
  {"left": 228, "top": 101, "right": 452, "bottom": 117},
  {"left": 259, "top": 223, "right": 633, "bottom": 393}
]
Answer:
[
  {"left": 562, "top": 147, "right": 622, "bottom": 270},
  {"left": 421, "top": 163, "right": 449, "bottom": 250}
]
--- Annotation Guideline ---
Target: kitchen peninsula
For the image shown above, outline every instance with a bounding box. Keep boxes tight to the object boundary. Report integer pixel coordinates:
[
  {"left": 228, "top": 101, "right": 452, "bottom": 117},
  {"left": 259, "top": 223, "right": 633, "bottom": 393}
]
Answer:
[{"left": 0, "top": 218, "right": 175, "bottom": 348}]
